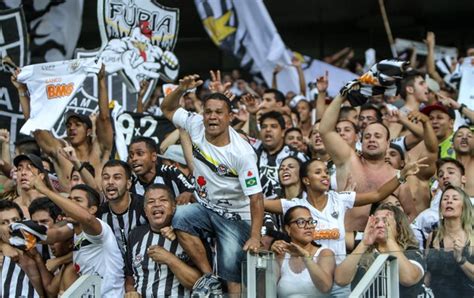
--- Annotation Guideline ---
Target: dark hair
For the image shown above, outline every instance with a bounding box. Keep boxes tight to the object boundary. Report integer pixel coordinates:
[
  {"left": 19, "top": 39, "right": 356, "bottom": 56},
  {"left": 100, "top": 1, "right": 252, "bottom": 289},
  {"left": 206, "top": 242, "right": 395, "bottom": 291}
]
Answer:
[
  {"left": 389, "top": 143, "right": 405, "bottom": 160},
  {"left": 436, "top": 157, "right": 465, "bottom": 176},
  {"left": 202, "top": 92, "right": 232, "bottom": 113},
  {"left": 28, "top": 197, "right": 62, "bottom": 222},
  {"left": 363, "top": 122, "right": 391, "bottom": 140},
  {"left": 41, "top": 156, "right": 54, "bottom": 174},
  {"left": 296, "top": 99, "right": 312, "bottom": 110},
  {"left": 129, "top": 137, "right": 158, "bottom": 153},
  {"left": 360, "top": 104, "right": 383, "bottom": 123},
  {"left": 0, "top": 200, "right": 24, "bottom": 219},
  {"left": 455, "top": 125, "right": 472, "bottom": 137},
  {"left": 339, "top": 106, "right": 357, "bottom": 119},
  {"left": 285, "top": 127, "right": 303, "bottom": 139},
  {"left": 145, "top": 183, "right": 175, "bottom": 203},
  {"left": 336, "top": 119, "right": 359, "bottom": 134},
  {"left": 259, "top": 111, "right": 285, "bottom": 129},
  {"left": 400, "top": 71, "right": 423, "bottom": 99},
  {"left": 15, "top": 139, "right": 41, "bottom": 156},
  {"left": 70, "top": 162, "right": 95, "bottom": 179},
  {"left": 283, "top": 205, "right": 311, "bottom": 226},
  {"left": 264, "top": 88, "right": 286, "bottom": 105},
  {"left": 103, "top": 159, "right": 132, "bottom": 180},
  {"left": 71, "top": 184, "right": 101, "bottom": 208},
  {"left": 299, "top": 159, "right": 326, "bottom": 182}
]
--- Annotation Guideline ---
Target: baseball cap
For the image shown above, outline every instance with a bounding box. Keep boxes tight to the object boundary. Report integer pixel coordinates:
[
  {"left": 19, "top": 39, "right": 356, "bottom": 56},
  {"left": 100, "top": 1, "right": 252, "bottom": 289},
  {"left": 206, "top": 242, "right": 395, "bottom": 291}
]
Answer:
[
  {"left": 157, "top": 145, "right": 186, "bottom": 165},
  {"left": 420, "top": 102, "right": 456, "bottom": 120},
  {"left": 65, "top": 112, "right": 93, "bottom": 128},
  {"left": 13, "top": 154, "right": 46, "bottom": 173}
]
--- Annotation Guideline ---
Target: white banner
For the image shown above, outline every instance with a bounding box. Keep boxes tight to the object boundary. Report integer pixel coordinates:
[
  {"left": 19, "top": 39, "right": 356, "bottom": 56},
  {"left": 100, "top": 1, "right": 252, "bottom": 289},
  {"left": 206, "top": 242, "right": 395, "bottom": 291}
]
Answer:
[
  {"left": 17, "top": 58, "right": 101, "bottom": 134},
  {"left": 394, "top": 38, "right": 458, "bottom": 60}
]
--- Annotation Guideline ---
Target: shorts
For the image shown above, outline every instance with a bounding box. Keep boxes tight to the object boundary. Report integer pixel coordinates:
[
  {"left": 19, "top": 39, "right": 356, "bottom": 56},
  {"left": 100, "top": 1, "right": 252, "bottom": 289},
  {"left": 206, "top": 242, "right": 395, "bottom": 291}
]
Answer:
[{"left": 172, "top": 203, "right": 251, "bottom": 283}]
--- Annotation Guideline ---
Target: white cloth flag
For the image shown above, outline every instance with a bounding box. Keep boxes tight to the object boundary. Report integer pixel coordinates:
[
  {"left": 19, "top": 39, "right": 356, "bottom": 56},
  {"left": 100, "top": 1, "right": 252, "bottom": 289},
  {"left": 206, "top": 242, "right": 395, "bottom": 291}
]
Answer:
[
  {"left": 194, "top": 0, "right": 357, "bottom": 96},
  {"left": 18, "top": 59, "right": 101, "bottom": 134}
]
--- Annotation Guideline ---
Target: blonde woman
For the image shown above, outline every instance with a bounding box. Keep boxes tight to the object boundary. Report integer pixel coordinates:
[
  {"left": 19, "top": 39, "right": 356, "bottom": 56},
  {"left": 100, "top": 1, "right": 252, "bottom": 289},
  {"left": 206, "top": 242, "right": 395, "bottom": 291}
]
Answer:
[{"left": 426, "top": 186, "right": 474, "bottom": 296}]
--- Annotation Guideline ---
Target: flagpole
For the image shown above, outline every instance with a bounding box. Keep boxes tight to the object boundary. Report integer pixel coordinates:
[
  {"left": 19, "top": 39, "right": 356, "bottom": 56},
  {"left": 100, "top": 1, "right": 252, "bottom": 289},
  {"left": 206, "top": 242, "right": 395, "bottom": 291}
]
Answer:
[{"left": 378, "top": 0, "right": 397, "bottom": 58}]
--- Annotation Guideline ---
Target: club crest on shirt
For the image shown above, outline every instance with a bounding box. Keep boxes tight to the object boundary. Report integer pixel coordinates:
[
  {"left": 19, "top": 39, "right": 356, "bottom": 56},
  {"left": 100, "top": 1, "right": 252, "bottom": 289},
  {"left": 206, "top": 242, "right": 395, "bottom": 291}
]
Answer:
[
  {"left": 196, "top": 176, "right": 208, "bottom": 199},
  {"left": 133, "top": 254, "right": 144, "bottom": 268},
  {"left": 217, "top": 164, "right": 230, "bottom": 176}
]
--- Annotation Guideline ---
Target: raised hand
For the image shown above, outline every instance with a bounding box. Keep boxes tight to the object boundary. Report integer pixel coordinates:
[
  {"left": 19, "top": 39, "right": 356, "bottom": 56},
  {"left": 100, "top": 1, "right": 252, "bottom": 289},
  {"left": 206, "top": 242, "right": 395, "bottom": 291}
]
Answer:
[
  {"left": 10, "top": 68, "right": 27, "bottom": 91},
  {"left": 400, "top": 156, "right": 429, "bottom": 179},
  {"left": 28, "top": 165, "right": 48, "bottom": 194},
  {"left": 209, "top": 70, "right": 231, "bottom": 93},
  {"left": 271, "top": 240, "right": 290, "bottom": 255},
  {"left": 407, "top": 110, "right": 429, "bottom": 124},
  {"left": 316, "top": 71, "right": 329, "bottom": 93},
  {"left": 273, "top": 64, "right": 283, "bottom": 74},
  {"left": 97, "top": 64, "right": 106, "bottom": 81},
  {"left": 291, "top": 57, "right": 302, "bottom": 68},
  {"left": 139, "top": 80, "right": 150, "bottom": 98},
  {"left": 424, "top": 31, "right": 435, "bottom": 48},
  {"left": 0, "top": 129, "right": 10, "bottom": 144},
  {"left": 362, "top": 215, "right": 377, "bottom": 246},
  {"left": 241, "top": 93, "right": 260, "bottom": 115},
  {"left": 178, "top": 74, "right": 203, "bottom": 91},
  {"left": 437, "top": 93, "right": 461, "bottom": 110},
  {"left": 159, "top": 226, "right": 176, "bottom": 241}
]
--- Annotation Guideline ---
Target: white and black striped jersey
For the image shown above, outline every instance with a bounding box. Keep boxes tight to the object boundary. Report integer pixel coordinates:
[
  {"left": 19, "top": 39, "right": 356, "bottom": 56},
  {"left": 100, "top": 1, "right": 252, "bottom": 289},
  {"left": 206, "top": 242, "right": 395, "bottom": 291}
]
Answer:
[
  {"left": 255, "top": 143, "right": 308, "bottom": 199},
  {"left": 1, "top": 256, "right": 40, "bottom": 298},
  {"left": 131, "top": 164, "right": 195, "bottom": 198},
  {"left": 98, "top": 193, "right": 147, "bottom": 255},
  {"left": 126, "top": 225, "right": 192, "bottom": 297}
]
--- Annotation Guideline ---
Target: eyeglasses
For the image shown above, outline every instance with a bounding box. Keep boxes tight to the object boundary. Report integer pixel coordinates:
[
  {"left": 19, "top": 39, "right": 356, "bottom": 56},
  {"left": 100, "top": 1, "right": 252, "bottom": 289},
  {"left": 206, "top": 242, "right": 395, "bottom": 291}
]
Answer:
[{"left": 289, "top": 218, "right": 317, "bottom": 229}]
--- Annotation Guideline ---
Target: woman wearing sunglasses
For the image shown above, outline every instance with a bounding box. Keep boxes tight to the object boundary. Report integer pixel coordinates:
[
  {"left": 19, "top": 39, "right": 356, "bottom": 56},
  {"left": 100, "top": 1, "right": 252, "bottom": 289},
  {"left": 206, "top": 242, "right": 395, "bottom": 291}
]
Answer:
[{"left": 273, "top": 205, "right": 335, "bottom": 297}]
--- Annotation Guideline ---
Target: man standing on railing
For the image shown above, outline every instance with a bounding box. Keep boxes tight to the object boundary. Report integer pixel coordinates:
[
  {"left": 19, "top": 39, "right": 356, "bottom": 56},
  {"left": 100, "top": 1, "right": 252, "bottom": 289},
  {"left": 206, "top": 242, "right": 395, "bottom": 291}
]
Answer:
[
  {"left": 30, "top": 177, "right": 125, "bottom": 298},
  {"left": 161, "top": 74, "right": 264, "bottom": 296}
]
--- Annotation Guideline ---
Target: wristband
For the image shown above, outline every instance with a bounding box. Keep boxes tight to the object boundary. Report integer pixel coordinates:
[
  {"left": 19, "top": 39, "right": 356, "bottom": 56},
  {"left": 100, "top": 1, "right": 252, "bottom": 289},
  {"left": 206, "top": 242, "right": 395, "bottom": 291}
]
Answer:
[
  {"left": 457, "top": 256, "right": 467, "bottom": 266},
  {"left": 396, "top": 170, "right": 406, "bottom": 184},
  {"left": 459, "top": 104, "right": 467, "bottom": 114},
  {"left": 76, "top": 162, "right": 85, "bottom": 172}
]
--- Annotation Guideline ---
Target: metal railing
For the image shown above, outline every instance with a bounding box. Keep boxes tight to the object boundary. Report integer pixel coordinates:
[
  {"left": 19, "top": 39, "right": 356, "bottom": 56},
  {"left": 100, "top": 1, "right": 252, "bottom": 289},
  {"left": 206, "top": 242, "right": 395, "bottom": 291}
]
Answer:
[
  {"left": 244, "top": 251, "right": 277, "bottom": 298},
  {"left": 61, "top": 275, "right": 102, "bottom": 298},
  {"left": 349, "top": 254, "right": 399, "bottom": 298}
]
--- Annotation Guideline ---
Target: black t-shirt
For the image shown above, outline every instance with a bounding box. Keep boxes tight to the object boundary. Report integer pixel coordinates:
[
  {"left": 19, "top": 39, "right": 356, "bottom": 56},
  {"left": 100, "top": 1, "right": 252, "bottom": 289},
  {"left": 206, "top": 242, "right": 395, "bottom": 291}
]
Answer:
[{"left": 131, "top": 163, "right": 195, "bottom": 197}]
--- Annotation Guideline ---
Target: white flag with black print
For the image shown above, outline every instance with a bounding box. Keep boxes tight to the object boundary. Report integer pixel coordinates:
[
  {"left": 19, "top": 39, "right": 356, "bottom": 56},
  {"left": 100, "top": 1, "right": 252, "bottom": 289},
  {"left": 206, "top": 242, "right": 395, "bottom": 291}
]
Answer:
[{"left": 194, "top": 0, "right": 357, "bottom": 96}]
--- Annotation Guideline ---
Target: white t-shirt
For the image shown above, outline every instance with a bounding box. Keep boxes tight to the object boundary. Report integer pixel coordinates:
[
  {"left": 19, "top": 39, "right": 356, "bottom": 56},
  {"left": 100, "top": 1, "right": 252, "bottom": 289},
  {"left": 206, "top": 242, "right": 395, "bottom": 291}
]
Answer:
[
  {"left": 281, "top": 191, "right": 356, "bottom": 264},
  {"left": 73, "top": 219, "right": 125, "bottom": 298},
  {"left": 173, "top": 108, "right": 262, "bottom": 220}
]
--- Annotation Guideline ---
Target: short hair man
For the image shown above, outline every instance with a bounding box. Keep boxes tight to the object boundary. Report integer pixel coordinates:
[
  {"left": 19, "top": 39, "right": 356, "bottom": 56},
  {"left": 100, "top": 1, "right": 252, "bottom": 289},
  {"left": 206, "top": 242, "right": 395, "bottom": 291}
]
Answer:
[
  {"left": 32, "top": 180, "right": 125, "bottom": 297},
  {"left": 161, "top": 75, "right": 264, "bottom": 295},
  {"left": 125, "top": 184, "right": 200, "bottom": 297},
  {"left": 420, "top": 102, "right": 456, "bottom": 158},
  {"left": 128, "top": 137, "right": 195, "bottom": 203},
  {"left": 98, "top": 160, "right": 147, "bottom": 255},
  {"left": 453, "top": 126, "right": 474, "bottom": 196}
]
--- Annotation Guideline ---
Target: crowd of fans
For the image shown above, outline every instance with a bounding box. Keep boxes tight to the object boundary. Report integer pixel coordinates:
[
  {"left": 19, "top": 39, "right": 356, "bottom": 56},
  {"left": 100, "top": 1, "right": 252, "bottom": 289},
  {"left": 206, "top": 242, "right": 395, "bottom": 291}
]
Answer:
[{"left": 0, "top": 30, "right": 473, "bottom": 297}]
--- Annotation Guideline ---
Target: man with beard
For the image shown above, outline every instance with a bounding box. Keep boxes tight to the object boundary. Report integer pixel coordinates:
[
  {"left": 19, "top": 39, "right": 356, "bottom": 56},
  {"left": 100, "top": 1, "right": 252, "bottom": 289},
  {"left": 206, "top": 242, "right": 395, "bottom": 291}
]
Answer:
[
  {"left": 127, "top": 137, "right": 194, "bottom": 204},
  {"left": 320, "top": 92, "right": 435, "bottom": 231},
  {"left": 98, "top": 160, "right": 147, "bottom": 255},
  {"left": 255, "top": 111, "right": 307, "bottom": 200},
  {"left": 125, "top": 184, "right": 200, "bottom": 297},
  {"left": 30, "top": 180, "right": 124, "bottom": 297},
  {"left": 13, "top": 66, "right": 114, "bottom": 189},
  {"left": 453, "top": 126, "right": 474, "bottom": 196}
]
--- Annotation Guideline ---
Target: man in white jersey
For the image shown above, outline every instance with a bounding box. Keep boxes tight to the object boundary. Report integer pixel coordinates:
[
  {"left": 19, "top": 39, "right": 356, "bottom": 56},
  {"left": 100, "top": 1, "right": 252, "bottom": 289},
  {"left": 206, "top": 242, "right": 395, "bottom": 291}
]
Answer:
[
  {"left": 161, "top": 75, "right": 264, "bottom": 295},
  {"left": 30, "top": 177, "right": 124, "bottom": 297}
]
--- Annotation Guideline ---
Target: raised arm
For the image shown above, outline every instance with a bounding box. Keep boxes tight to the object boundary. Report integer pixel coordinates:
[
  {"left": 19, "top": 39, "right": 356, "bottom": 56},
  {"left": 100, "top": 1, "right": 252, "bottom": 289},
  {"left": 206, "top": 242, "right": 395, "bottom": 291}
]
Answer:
[
  {"left": 292, "top": 57, "right": 306, "bottom": 96},
  {"left": 32, "top": 173, "right": 102, "bottom": 236},
  {"left": 161, "top": 75, "right": 203, "bottom": 121},
  {"left": 0, "top": 129, "right": 11, "bottom": 166},
  {"left": 354, "top": 157, "right": 427, "bottom": 206},
  {"left": 319, "top": 94, "right": 353, "bottom": 166},
  {"left": 315, "top": 71, "right": 329, "bottom": 121},
  {"left": 424, "top": 32, "right": 445, "bottom": 86},
  {"left": 11, "top": 69, "right": 31, "bottom": 120},
  {"left": 408, "top": 112, "right": 438, "bottom": 179},
  {"left": 95, "top": 65, "right": 114, "bottom": 155},
  {"left": 136, "top": 80, "right": 150, "bottom": 113},
  {"left": 33, "top": 130, "right": 63, "bottom": 157},
  {"left": 439, "top": 93, "right": 474, "bottom": 123},
  {"left": 272, "top": 65, "right": 282, "bottom": 89}
]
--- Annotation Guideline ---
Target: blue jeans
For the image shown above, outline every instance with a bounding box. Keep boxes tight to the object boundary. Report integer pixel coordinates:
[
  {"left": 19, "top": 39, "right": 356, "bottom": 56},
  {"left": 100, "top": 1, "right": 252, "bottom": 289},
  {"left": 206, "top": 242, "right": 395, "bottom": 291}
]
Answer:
[{"left": 172, "top": 203, "right": 251, "bottom": 283}]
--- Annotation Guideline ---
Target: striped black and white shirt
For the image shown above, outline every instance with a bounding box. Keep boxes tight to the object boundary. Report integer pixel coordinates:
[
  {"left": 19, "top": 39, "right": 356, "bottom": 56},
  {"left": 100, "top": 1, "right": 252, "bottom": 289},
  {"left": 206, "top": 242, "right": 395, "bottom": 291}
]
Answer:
[
  {"left": 131, "top": 164, "right": 195, "bottom": 198},
  {"left": 1, "top": 256, "right": 40, "bottom": 298},
  {"left": 126, "top": 225, "right": 192, "bottom": 297},
  {"left": 98, "top": 193, "right": 147, "bottom": 255}
]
